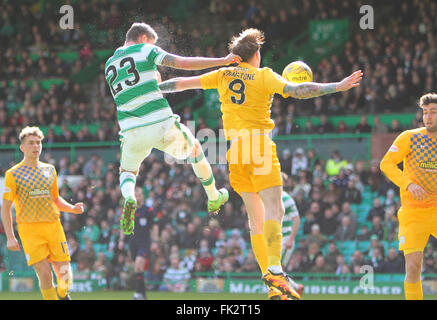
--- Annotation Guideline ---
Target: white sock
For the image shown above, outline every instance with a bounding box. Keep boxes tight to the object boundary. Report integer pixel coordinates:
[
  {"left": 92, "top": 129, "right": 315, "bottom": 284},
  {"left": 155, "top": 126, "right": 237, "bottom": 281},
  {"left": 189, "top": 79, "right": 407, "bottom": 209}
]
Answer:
[
  {"left": 120, "top": 171, "right": 136, "bottom": 200},
  {"left": 268, "top": 265, "right": 283, "bottom": 274},
  {"left": 190, "top": 152, "right": 219, "bottom": 201},
  {"left": 287, "top": 276, "right": 299, "bottom": 290}
]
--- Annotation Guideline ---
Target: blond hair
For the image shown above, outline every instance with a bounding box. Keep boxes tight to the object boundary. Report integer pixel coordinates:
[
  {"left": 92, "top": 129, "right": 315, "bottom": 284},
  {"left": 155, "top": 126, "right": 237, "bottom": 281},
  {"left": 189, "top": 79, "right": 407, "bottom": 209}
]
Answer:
[
  {"left": 228, "top": 28, "right": 265, "bottom": 62},
  {"left": 19, "top": 126, "right": 44, "bottom": 143}
]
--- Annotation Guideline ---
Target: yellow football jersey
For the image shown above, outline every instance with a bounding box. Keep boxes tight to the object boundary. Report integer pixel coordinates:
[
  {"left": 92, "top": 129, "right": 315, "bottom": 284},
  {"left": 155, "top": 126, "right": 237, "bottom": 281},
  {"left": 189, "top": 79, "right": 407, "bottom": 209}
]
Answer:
[
  {"left": 200, "top": 62, "right": 288, "bottom": 140},
  {"left": 380, "top": 127, "right": 437, "bottom": 209},
  {"left": 3, "top": 161, "right": 60, "bottom": 223}
]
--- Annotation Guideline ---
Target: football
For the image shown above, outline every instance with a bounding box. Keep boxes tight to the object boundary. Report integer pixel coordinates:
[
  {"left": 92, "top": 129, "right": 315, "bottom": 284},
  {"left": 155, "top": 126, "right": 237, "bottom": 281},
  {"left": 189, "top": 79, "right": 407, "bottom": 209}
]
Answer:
[{"left": 282, "top": 61, "right": 313, "bottom": 83}]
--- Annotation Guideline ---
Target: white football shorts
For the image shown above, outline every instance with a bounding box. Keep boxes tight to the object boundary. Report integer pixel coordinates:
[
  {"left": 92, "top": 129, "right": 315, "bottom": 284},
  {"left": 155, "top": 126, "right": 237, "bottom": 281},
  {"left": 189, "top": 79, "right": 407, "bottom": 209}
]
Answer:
[{"left": 119, "top": 116, "right": 196, "bottom": 172}]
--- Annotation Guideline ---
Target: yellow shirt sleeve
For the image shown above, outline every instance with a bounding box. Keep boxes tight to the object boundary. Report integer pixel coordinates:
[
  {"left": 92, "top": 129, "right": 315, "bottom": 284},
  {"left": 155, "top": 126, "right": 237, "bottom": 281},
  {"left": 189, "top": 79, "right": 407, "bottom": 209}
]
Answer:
[
  {"left": 200, "top": 69, "right": 222, "bottom": 90},
  {"left": 380, "top": 130, "right": 413, "bottom": 191},
  {"left": 263, "top": 68, "right": 288, "bottom": 98},
  {"left": 2, "top": 170, "right": 16, "bottom": 202},
  {"left": 51, "top": 168, "right": 59, "bottom": 199}
]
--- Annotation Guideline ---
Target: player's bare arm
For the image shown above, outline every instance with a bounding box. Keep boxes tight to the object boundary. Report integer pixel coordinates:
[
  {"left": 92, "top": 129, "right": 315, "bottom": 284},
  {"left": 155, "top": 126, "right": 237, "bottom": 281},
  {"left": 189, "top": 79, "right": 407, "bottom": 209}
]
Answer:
[
  {"left": 1, "top": 199, "right": 20, "bottom": 251},
  {"left": 160, "top": 53, "right": 241, "bottom": 70},
  {"left": 159, "top": 76, "right": 202, "bottom": 93},
  {"left": 54, "top": 197, "right": 84, "bottom": 214},
  {"left": 284, "top": 70, "right": 363, "bottom": 99}
]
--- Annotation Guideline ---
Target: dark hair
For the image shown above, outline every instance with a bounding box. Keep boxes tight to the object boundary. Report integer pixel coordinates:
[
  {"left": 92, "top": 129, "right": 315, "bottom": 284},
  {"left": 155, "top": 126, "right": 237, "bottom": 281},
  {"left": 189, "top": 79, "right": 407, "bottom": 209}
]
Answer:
[
  {"left": 228, "top": 28, "right": 265, "bottom": 62},
  {"left": 125, "top": 22, "right": 158, "bottom": 42},
  {"left": 419, "top": 92, "right": 437, "bottom": 108}
]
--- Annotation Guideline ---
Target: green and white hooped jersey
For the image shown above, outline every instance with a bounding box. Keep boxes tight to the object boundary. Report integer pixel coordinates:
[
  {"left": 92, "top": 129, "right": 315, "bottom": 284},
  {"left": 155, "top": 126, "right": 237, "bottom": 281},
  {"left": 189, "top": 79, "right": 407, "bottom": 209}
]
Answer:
[
  {"left": 105, "top": 43, "right": 173, "bottom": 133},
  {"left": 282, "top": 191, "right": 299, "bottom": 238}
]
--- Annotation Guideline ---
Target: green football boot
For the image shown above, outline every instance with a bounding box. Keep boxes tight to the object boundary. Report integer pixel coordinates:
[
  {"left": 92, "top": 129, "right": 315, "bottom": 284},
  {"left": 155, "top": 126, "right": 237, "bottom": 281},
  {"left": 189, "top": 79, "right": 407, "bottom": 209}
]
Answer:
[
  {"left": 120, "top": 196, "right": 136, "bottom": 235},
  {"left": 207, "top": 188, "right": 229, "bottom": 215}
]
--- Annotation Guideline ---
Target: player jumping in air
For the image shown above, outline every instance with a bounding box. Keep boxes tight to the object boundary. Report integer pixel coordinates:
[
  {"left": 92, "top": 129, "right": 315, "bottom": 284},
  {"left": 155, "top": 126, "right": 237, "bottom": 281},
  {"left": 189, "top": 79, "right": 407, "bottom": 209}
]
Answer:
[
  {"left": 158, "top": 28, "right": 362, "bottom": 300},
  {"left": 1, "top": 127, "right": 84, "bottom": 300},
  {"left": 380, "top": 93, "right": 437, "bottom": 300},
  {"left": 104, "top": 22, "right": 241, "bottom": 235}
]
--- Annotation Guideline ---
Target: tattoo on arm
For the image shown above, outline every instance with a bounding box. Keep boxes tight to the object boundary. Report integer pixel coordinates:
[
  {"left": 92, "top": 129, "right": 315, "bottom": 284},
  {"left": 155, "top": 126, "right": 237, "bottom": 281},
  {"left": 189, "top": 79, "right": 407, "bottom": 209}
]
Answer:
[
  {"left": 161, "top": 54, "right": 178, "bottom": 68},
  {"left": 284, "top": 82, "right": 337, "bottom": 99},
  {"left": 158, "top": 79, "right": 178, "bottom": 93}
]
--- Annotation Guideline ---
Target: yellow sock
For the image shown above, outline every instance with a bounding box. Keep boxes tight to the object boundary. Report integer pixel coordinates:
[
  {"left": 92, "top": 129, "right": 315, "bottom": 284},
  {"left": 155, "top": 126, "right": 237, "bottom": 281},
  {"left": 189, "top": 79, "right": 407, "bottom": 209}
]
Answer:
[
  {"left": 263, "top": 219, "right": 283, "bottom": 269},
  {"left": 41, "top": 287, "right": 59, "bottom": 300},
  {"left": 250, "top": 233, "right": 268, "bottom": 274},
  {"left": 57, "top": 277, "right": 69, "bottom": 298},
  {"left": 404, "top": 280, "right": 423, "bottom": 300}
]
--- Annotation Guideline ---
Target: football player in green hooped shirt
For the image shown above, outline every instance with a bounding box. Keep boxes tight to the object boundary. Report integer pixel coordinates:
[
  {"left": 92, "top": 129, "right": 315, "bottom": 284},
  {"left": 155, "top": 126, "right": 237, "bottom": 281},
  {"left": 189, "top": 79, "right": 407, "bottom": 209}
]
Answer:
[
  {"left": 104, "top": 22, "right": 241, "bottom": 235},
  {"left": 280, "top": 172, "right": 304, "bottom": 297}
]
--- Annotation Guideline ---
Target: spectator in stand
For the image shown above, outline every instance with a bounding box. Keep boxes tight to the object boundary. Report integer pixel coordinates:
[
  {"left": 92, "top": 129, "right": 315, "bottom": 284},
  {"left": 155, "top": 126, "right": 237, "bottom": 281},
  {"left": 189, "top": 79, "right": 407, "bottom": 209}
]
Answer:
[
  {"left": 333, "top": 168, "right": 349, "bottom": 193},
  {"left": 77, "top": 239, "right": 96, "bottom": 271},
  {"left": 283, "top": 114, "right": 299, "bottom": 135},
  {"left": 324, "top": 241, "right": 341, "bottom": 272},
  {"left": 383, "top": 189, "right": 398, "bottom": 209},
  {"left": 291, "top": 147, "right": 308, "bottom": 177},
  {"left": 369, "top": 216, "right": 385, "bottom": 241},
  {"left": 280, "top": 149, "right": 292, "bottom": 176},
  {"left": 337, "top": 120, "right": 349, "bottom": 134},
  {"left": 366, "top": 198, "right": 386, "bottom": 221},
  {"left": 292, "top": 172, "right": 311, "bottom": 199},
  {"left": 389, "top": 119, "right": 403, "bottom": 133},
  {"left": 382, "top": 247, "right": 405, "bottom": 273},
  {"left": 161, "top": 255, "right": 190, "bottom": 292},
  {"left": 367, "top": 160, "right": 385, "bottom": 193},
  {"left": 310, "top": 255, "right": 330, "bottom": 273},
  {"left": 325, "top": 150, "right": 349, "bottom": 177},
  {"left": 199, "top": 226, "right": 217, "bottom": 249},
  {"left": 369, "top": 246, "right": 385, "bottom": 273},
  {"left": 285, "top": 250, "right": 306, "bottom": 273},
  {"left": 341, "top": 179, "right": 362, "bottom": 204},
  {"left": 371, "top": 116, "right": 389, "bottom": 134},
  {"left": 239, "top": 251, "right": 260, "bottom": 273},
  {"left": 319, "top": 206, "right": 339, "bottom": 236},
  {"left": 307, "top": 148, "right": 322, "bottom": 173},
  {"left": 367, "top": 235, "right": 385, "bottom": 259},
  {"left": 226, "top": 229, "right": 246, "bottom": 252},
  {"left": 67, "top": 235, "right": 81, "bottom": 263},
  {"left": 306, "top": 224, "right": 327, "bottom": 249},
  {"left": 356, "top": 224, "right": 371, "bottom": 241},
  {"left": 302, "top": 242, "right": 323, "bottom": 271},
  {"left": 383, "top": 205, "right": 399, "bottom": 242},
  {"left": 333, "top": 215, "right": 355, "bottom": 241},
  {"left": 195, "top": 248, "right": 214, "bottom": 272},
  {"left": 303, "top": 211, "right": 318, "bottom": 236},
  {"left": 334, "top": 254, "right": 348, "bottom": 275},
  {"left": 316, "top": 114, "right": 335, "bottom": 134},
  {"left": 303, "top": 119, "right": 316, "bottom": 134},
  {"left": 354, "top": 115, "right": 372, "bottom": 133},
  {"left": 337, "top": 202, "right": 357, "bottom": 234}
]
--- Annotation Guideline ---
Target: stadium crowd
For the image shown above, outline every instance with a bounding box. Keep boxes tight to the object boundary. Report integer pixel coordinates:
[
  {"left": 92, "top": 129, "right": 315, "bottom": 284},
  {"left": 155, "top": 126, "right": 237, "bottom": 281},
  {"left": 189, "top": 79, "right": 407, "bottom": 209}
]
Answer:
[
  {"left": 1, "top": 0, "right": 437, "bottom": 144},
  {"left": 1, "top": 0, "right": 437, "bottom": 291},
  {"left": 1, "top": 144, "right": 421, "bottom": 291}
]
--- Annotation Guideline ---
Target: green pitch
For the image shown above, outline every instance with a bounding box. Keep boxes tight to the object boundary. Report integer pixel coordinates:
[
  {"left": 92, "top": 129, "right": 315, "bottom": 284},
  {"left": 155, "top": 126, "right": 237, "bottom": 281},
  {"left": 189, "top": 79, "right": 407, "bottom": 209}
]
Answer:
[{"left": 1, "top": 290, "right": 437, "bottom": 300}]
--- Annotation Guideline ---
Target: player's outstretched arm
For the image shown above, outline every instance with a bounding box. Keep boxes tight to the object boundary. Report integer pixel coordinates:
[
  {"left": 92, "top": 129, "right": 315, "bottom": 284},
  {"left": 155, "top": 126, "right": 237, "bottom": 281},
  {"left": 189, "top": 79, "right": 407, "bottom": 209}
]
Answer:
[
  {"left": 160, "top": 53, "right": 241, "bottom": 70},
  {"left": 284, "top": 70, "right": 363, "bottom": 99},
  {"left": 54, "top": 197, "right": 84, "bottom": 214},
  {"left": 1, "top": 199, "right": 20, "bottom": 251},
  {"left": 159, "top": 76, "right": 202, "bottom": 93}
]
